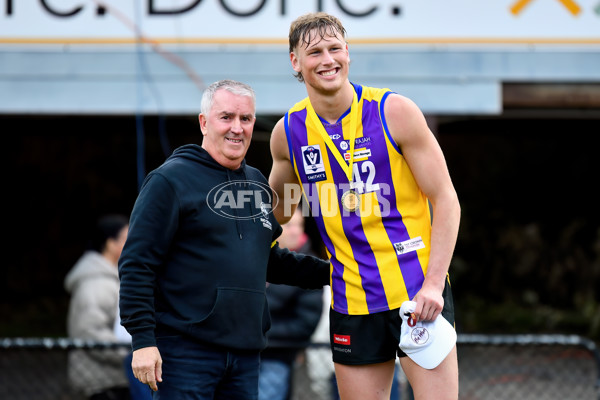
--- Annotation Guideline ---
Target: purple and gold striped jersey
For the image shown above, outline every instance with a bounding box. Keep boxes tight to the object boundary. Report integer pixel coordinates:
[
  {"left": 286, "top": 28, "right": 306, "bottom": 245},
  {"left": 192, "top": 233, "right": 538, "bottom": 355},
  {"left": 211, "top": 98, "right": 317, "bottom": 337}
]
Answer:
[{"left": 284, "top": 83, "right": 432, "bottom": 315}]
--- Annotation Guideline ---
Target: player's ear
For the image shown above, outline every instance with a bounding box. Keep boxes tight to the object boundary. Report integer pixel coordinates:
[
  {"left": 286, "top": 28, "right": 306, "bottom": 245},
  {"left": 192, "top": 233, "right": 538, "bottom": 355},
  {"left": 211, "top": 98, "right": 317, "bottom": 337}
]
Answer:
[{"left": 290, "top": 52, "right": 301, "bottom": 73}]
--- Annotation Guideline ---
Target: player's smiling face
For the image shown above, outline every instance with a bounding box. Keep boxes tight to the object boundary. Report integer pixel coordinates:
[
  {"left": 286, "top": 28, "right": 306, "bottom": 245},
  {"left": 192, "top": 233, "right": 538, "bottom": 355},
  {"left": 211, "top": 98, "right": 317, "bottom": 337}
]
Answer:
[
  {"left": 199, "top": 89, "right": 255, "bottom": 170},
  {"left": 291, "top": 29, "right": 349, "bottom": 93}
]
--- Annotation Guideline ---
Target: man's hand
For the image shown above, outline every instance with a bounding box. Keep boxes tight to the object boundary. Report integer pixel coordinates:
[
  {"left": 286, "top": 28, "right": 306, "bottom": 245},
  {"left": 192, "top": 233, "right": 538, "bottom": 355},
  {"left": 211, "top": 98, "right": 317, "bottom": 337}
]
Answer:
[{"left": 132, "top": 346, "right": 163, "bottom": 391}]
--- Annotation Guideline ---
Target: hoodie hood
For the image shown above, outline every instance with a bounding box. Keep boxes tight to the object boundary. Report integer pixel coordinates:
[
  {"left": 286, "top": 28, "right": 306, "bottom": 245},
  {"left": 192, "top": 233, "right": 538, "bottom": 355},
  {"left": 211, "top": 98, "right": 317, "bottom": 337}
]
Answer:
[{"left": 64, "top": 251, "right": 119, "bottom": 294}]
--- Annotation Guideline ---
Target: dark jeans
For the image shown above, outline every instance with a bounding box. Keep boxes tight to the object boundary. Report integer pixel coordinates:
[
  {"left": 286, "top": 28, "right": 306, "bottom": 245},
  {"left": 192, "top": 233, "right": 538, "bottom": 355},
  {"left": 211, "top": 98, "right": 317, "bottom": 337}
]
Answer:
[{"left": 155, "top": 334, "right": 260, "bottom": 400}]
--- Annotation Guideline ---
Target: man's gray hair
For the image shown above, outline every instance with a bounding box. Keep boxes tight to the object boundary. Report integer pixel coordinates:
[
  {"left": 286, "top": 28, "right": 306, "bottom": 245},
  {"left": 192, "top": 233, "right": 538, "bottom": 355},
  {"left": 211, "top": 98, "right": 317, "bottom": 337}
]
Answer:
[{"left": 200, "top": 80, "right": 256, "bottom": 116}]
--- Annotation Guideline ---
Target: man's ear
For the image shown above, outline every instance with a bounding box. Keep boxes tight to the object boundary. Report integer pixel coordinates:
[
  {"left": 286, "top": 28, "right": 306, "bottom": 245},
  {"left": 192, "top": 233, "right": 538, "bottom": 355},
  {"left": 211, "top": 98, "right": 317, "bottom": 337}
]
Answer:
[{"left": 198, "top": 113, "right": 207, "bottom": 136}]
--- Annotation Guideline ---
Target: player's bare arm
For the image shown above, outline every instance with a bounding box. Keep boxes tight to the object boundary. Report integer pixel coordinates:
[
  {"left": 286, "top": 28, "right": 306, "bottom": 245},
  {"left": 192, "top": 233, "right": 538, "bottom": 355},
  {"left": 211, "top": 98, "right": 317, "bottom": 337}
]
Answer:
[
  {"left": 384, "top": 94, "right": 461, "bottom": 322},
  {"left": 269, "top": 117, "right": 302, "bottom": 224}
]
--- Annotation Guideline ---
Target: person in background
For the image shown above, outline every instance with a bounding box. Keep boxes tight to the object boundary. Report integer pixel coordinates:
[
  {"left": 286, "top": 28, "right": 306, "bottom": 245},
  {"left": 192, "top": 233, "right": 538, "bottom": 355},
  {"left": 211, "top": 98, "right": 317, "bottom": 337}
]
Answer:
[
  {"left": 64, "top": 214, "right": 131, "bottom": 400},
  {"left": 118, "top": 79, "right": 330, "bottom": 399},
  {"left": 259, "top": 207, "right": 324, "bottom": 400}
]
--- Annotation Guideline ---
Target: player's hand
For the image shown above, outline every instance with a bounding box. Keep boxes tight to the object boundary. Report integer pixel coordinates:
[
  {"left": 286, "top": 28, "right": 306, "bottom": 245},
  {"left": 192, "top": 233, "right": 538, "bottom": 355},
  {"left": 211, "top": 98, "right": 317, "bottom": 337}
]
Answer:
[
  {"left": 132, "top": 346, "right": 163, "bottom": 391},
  {"left": 411, "top": 282, "right": 444, "bottom": 322}
]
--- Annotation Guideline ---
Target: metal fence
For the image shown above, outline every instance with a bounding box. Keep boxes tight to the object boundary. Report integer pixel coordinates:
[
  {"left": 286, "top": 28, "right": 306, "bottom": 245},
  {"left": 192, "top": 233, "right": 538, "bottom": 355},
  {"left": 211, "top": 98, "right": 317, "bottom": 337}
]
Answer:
[
  {"left": 455, "top": 335, "right": 600, "bottom": 400},
  {"left": 1, "top": 335, "right": 599, "bottom": 400}
]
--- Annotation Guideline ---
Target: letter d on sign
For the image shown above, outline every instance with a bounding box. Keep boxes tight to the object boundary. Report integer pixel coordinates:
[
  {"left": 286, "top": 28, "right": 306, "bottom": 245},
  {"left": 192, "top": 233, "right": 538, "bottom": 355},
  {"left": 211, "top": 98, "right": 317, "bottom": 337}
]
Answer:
[{"left": 149, "top": 0, "right": 203, "bottom": 15}]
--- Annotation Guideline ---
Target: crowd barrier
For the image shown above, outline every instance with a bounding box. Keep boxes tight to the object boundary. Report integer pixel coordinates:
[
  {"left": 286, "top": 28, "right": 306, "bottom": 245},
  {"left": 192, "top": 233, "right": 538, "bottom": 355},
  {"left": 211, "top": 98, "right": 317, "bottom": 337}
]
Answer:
[{"left": 1, "top": 334, "right": 598, "bottom": 400}]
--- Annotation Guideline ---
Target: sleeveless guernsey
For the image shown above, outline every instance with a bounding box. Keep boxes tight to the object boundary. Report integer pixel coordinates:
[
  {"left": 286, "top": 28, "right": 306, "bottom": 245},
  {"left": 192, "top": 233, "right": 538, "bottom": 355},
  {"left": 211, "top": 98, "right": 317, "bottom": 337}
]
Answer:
[{"left": 284, "top": 83, "right": 432, "bottom": 315}]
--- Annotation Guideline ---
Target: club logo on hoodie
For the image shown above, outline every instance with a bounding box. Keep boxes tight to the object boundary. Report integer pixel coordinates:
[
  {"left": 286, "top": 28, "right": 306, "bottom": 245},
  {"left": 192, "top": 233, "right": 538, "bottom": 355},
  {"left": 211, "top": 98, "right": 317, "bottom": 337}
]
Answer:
[
  {"left": 260, "top": 202, "right": 272, "bottom": 230},
  {"left": 207, "top": 180, "right": 277, "bottom": 221}
]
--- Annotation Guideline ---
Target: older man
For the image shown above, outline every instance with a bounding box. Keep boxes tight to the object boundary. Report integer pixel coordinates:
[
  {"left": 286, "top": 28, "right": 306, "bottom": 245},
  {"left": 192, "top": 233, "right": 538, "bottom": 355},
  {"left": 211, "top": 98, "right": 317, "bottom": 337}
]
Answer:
[{"left": 119, "top": 80, "right": 329, "bottom": 399}]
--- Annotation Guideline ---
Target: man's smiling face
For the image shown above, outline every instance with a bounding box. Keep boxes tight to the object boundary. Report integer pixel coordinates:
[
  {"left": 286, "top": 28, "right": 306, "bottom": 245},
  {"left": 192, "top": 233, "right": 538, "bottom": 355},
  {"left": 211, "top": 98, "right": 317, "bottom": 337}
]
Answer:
[{"left": 199, "top": 88, "right": 256, "bottom": 170}]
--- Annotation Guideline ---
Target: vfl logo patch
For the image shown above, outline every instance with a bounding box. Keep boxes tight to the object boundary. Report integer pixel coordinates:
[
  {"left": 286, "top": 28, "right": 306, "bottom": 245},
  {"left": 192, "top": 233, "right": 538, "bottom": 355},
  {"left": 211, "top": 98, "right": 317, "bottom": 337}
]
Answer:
[
  {"left": 333, "top": 334, "right": 351, "bottom": 345},
  {"left": 301, "top": 145, "right": 327, "bottom": 182}
]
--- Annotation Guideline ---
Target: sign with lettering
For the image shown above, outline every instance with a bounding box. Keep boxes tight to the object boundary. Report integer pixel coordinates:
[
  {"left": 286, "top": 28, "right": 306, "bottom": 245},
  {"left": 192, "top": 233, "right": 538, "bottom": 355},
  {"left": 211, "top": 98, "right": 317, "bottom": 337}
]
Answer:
[{"left": 1, "top": 0, "right": 599, "bottom": 45}]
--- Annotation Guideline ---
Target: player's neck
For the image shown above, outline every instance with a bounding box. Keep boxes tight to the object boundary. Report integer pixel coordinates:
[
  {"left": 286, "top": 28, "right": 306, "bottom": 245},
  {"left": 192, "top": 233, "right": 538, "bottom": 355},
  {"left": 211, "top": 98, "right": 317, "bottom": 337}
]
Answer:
[{"left": 307, "top": 82, "right": 355, "bottom": 124}]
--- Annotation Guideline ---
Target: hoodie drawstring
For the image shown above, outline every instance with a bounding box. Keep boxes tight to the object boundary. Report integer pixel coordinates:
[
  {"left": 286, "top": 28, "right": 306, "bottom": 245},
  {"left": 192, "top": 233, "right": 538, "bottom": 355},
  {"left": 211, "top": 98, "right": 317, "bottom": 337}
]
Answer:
[{"left": 226, "top": 169, "right": 243, "bottom": 240}]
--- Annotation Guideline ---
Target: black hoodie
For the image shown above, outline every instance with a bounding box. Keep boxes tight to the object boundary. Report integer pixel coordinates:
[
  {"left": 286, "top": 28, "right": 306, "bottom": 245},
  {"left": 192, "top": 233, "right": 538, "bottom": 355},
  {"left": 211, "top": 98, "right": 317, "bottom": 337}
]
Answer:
[{"left": 119, "top": 144, "right": 329, "bottom": 352}]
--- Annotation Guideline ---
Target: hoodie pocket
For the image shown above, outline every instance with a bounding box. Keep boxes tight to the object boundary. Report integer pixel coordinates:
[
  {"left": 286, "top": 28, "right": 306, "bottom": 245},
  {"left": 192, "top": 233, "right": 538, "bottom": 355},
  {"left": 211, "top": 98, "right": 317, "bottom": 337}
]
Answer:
[{"left": 188, "top": 287, "right": 271, "bottom": 350}]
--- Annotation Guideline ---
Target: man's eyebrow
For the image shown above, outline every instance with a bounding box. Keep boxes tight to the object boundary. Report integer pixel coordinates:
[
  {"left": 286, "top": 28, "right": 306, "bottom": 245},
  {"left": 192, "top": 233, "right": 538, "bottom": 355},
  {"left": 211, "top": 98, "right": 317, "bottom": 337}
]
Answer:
[{"left": 217, "top": 111, "right": 253, "bottom": 118}]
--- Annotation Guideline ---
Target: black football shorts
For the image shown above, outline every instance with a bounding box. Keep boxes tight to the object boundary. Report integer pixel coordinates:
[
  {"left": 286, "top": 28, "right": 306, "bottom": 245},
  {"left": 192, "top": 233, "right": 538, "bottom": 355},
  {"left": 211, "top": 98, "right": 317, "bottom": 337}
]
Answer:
[{"left": 330, "top": 277, "right": 455, "bottom": 365}]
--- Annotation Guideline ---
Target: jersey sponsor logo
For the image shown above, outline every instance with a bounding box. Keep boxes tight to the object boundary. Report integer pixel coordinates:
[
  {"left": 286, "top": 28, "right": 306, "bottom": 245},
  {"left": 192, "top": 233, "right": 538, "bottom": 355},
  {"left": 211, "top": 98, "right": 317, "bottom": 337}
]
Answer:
[
  {"left": 333, "top": 346, "right": 352, "bottom": 353},
  {"left": 344, "top": 148, "right": 371, "bottom": 161},
  {"left": 333, "top": 334, "right": 351, "bottom": 345},
  {"left": 301, "top": 144, "right": 327, "bottom": 182},
  {"left": 393, "top": 236, "right": 425, "bottom": 255},
  {"left": 355, "top": 136, "right": 372, "bottom": 146}
]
